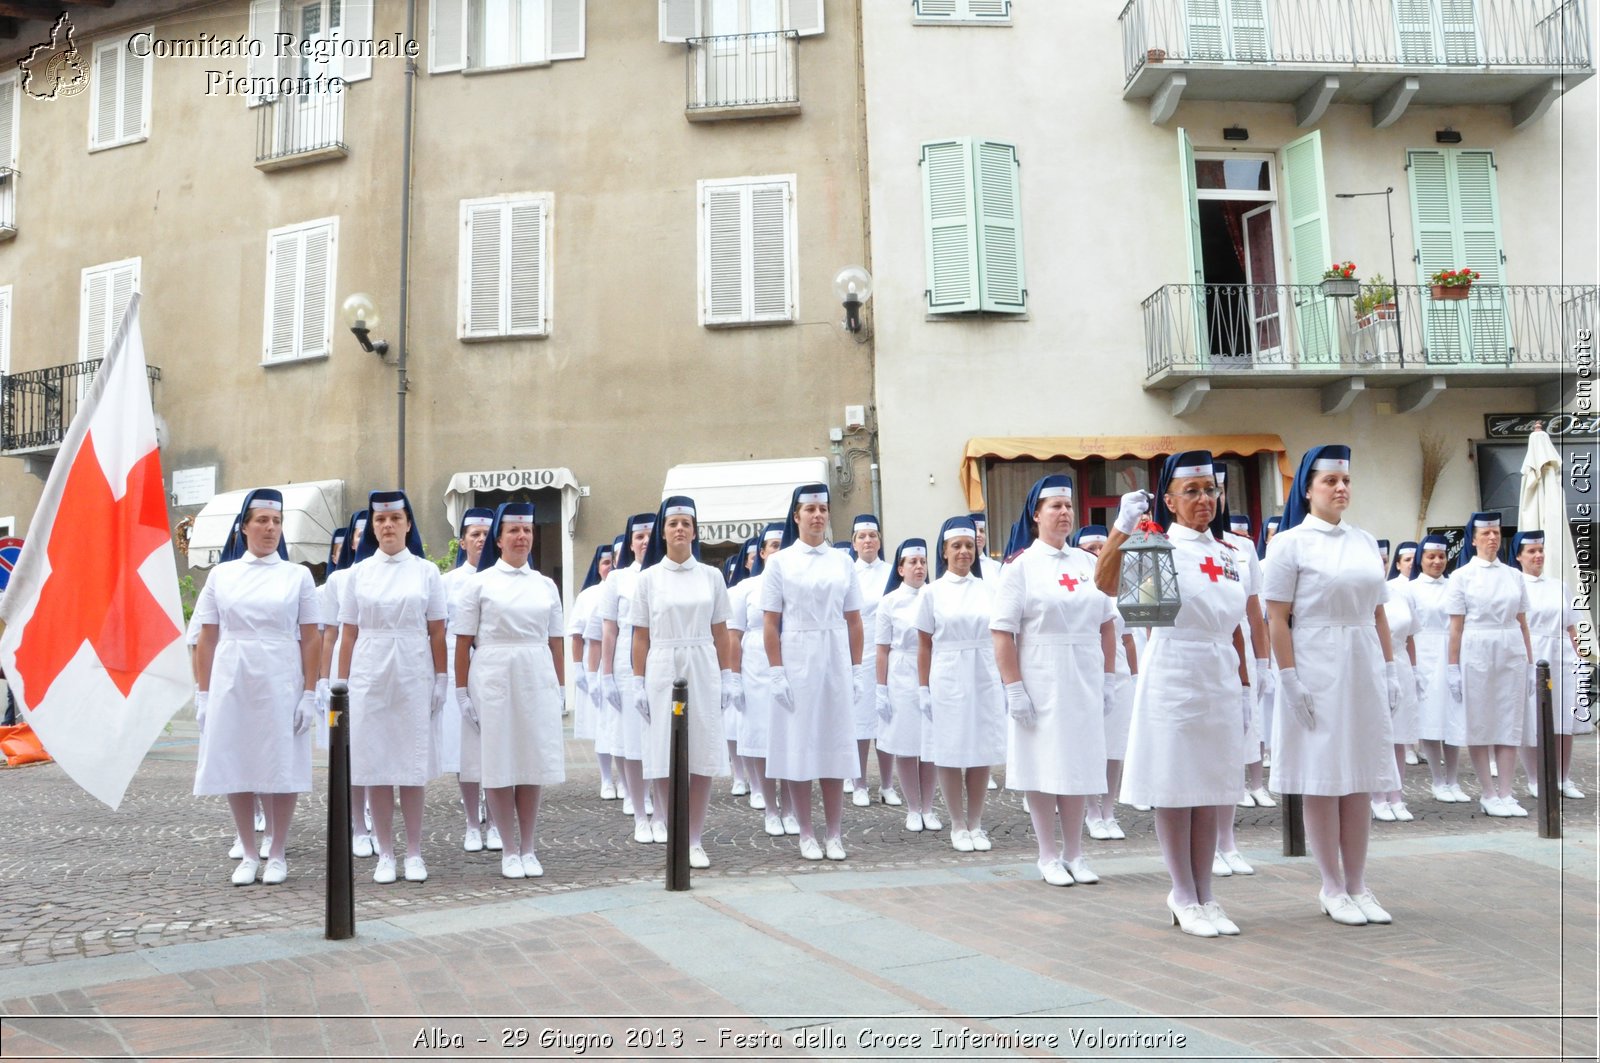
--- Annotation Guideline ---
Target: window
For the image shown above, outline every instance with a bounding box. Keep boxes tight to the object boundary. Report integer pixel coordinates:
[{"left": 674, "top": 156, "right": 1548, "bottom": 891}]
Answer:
[
  {"left": 247, "top": 0, "right": 374, "bottom": 100},
  {"left": 0, "top": 72, "right": 16, "bottom": 238},
  {"left": 88, "top": 30, "right": 152, "bottom": 151},
  {"left": 697, "top": 174, "right": 797, "bottom": 327},
  {"left": 1184, "top": 0, "right": 1271, "bottom": 61},
  {"left": 920, "top": 138, "right": 1026, "bottom": 314},
  {"left": 80, "top": 258, "right": 140, "bottom": 366},
  {"left": 431, "top": 0, "right": 585, "bottom": 73},
  {"left": 912, "top": 0, "right": 1011, "bottom": 25},
  {"left": 1408, "top": 148, "right": 1505, "bottom": 362},
  {"left": 459, "top": 194, "right": 551, "bottom": 340},
  {"left": 659, "top": 0, "right": 822, "bottom": 41},
  {"left": 263, "top": 218, "right": 338, "bottom": 364}
]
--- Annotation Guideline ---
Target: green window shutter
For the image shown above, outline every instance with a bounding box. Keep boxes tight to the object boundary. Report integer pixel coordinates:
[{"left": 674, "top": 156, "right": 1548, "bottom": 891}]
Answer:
[
  {"left": 1408, "top": 147, "right": 1473, "bottom": 362},
  {"left": 1228, "top": 0, "right": 1271, "bottom": 60},
  {"left": 974, "top": 140, "right": 1025, "bottom": 313},
  {"left": 1439, "top": 0, "right": 1480, "bottom": 63},
  {"left": 921, "top": 138, "right": 980, "bottom": 313},
  {"left": 1186, "top": 0, "right": 1227, "bottom": 60},
  {"left": 1177, "top": 128, "right": 1209, "bottom": 366},
  {"left": 1452, "top": 150, "right": 1507, "bottom": 360},
  {"left": 1281, "top": 129, "right": 1335, "bottom": 362},
  {"left": 1394, "top": 0, "right": 1437, "bottom": 62}
]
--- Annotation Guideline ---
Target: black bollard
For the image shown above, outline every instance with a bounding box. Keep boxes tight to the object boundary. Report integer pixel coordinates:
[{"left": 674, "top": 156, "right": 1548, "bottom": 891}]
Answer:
[
  {"left": 326, "top": 681, "right": 355, "bottom": 939},
  {"left": 666, "top": 678, "right": 691, "bottom": 891},
  {"left": 1281, "top": 793, "right": 1306, "bottom": 857},
  {"left": 1536, "top": 660, "right": 1561, "bottom": 839}
]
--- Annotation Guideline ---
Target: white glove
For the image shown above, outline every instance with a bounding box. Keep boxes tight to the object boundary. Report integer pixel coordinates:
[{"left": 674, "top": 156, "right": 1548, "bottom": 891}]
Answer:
[
  {"left": 457, "top": 688, "right": 479, "bottom": 729},
  {"left": 575, "top": 671, "right": 589, "bottom": 699},
  {"left": 720, "top": 669, "right": 736, "bottom": 714},
  {"left": 918, "top": 685, "right": 934, "bottom": 720},
  {"left": 1004, "top": 681, "right": 1036, "bottom": 726},
  {"left": 1240, "top": 686, "right": 1252, "bottom": 733},
  {"left": 589, "top": 671, "right": 605, "bottom": 714},
  {"left": 1254, "top": 660, "right": 1272, "bottom": 704},
  {"left": 431, "top": 673, "right": 448, "bottom": 717},
  {"left": 726, "top": 670, "right": 745, "bottom": 714},
  {"left": 195, "top": 691, "right": 208, "bottom": 732},
  {"left": 1446, "top": 664, "right": 1463, "bottom": 702},
  {"left": 1414, "top": 671, "right": 1427, "bottom": 701},
  {"left": 1384, "top": 660, "right": 1401, "bottom": 715},
  {"left": 853, "top": 668, "right": 865, "bottom": 705},
  {"left": 315, "top": 677, "right": 331, "bottom": 713},
  {"left": 632, "top": 676, "right": 651, "bottom": 722},
  {"left": 770, "top": 668, "right": 796, "bottom": 714},
  {"left": 293, "top": 691, "right": 316, "bottom": 736},
  {"left": 1278, "top": 667, "right": 1315, "bottom": 730},
  {"left": 875, "top": 684, "right": 892, "bottom": 723},
  {"left": 1113, "top": 489, "right": 1152, "bottom": 535},
  {"left": 602, "top": 673, "right": 622, "bottom": 711},
  {"left": 1102, "top": 676, "right": 1118, "bottom": 717}
]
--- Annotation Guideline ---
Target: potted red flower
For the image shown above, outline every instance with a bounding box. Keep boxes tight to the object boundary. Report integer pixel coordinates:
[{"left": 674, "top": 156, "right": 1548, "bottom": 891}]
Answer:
[
  {"left": 1321, "top": 261, "right": 1359, "bottom": 298},
  {"left": 1430, "top": 267, "right": 1479, "bottom": 300}
]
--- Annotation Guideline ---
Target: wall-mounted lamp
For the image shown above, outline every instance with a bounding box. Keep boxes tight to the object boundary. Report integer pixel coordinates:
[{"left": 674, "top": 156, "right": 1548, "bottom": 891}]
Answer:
[
  {"left": 834, "top": 265, "right": 873, "bottom": 333},
  {"left": 341, "top": 292, "right": 390, "bottom": 356},
  {"left": 1435, "top": 128, "right": 1462, "bottom": 144},
  {"left": 1223, "top": 125, "right": 1249, "bottom": 141}
]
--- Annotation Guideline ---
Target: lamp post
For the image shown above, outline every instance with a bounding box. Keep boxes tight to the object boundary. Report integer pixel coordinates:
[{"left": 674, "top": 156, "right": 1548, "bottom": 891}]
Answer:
[
  {"left": 341, "top": 292, "right": 405, "bottom": 487},
  {"left": 1334, "top": 188, "right": 1404, "bottom": 368}
]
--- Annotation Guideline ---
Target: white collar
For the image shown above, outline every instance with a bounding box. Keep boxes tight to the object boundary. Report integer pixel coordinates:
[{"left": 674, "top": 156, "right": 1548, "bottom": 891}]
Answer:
[
  {"left": 377, "top": 548, "right": 408, "bottom": 564},
  {"left": 241, "top": 550, "right": 279, "bottom": 565},
  {"left": 1031, "top": 538, "right": 1069, "bottom": 558},
  {"left": 798, "top": 540, "right": 830, "bottom": 555},
  {"left": 494, "top": 559, "right": 529, "bottom": 574},
  {"left": 1466, "top": 556, "right": 1499, "bottom": 569},
  {"left": 942, "top": 571, "right": 975, "bottom": 584},
  {"left": 662, "top": 556, "right": 695, "bottom": 572},
  {"left": 1166, "top": 522, "right": 1213, "bottom": 544},
  {"left": 1303, "top": 515, "right": 1344, "bottom": 533}
]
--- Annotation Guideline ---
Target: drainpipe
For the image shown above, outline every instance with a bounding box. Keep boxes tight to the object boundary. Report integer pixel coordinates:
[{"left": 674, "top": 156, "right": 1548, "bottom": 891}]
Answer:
[
  {"left": 395, "top": 0, "right": 418, "bottom": 489},
  {"left": 851, "top": 0, "right": 880, "bottom": 520}
]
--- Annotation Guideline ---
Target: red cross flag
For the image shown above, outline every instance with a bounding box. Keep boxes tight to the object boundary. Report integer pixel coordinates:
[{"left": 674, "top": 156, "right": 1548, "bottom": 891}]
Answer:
[{"left": 0, "top": 295, "right": 188, "bottom": 808}]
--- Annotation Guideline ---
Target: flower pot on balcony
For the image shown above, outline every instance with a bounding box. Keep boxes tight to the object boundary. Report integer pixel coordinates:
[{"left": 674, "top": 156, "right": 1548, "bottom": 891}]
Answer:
[
  {"left": 1356, "top": 304, "right": 1397, "bottom": 331},
  {"left": 1322, "top": 277, "right": 1360, "bottom": 298},
  {"left": 1431, "top": 283, "right": 1471, "bottom": 300},
  {"left": 1146, "top": 48, "right": 1166, "bottom": 63}
]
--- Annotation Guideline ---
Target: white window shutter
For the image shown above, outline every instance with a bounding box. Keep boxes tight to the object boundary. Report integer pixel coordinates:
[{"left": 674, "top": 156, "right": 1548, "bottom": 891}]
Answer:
[
  {"left": 81, "top": 271, "right": 109, "bottom": 364},
  {"left": 974, "top": 140, "right": 1025, "bottom": 313},
  {"left": 913, "top": 0, "right": 960, "bottom": 19},
  {"left": 789, "top": 0, "right": 824, "bottom": 36},
  {"left": 301, "top": 224, "right": 334, "bottom": 356},
  {"left": 431, "top": 0, "right": 468, "bottom": 72},
  {"left": 0, "top": 76, "right": 16, "bottom": 169},
  {"left": 965, "top": 0, "right": 1012, "bottom": 19},
  {"left": 0, "top": 288, "right": 13, "bottom": 378},
  {"left": 462, "top": 202, "right": 506, "bottom": 337},
  {"left": 342, "top": 0, "right": 375, "bottom": 81},
  {"left": 1394, "top": 0, "right": 1437, "bottom": 63},
  {"left": 110, "top": 263, "right": 137, "bottom": 333},
  {"left": 921, "top": 138, "right": 980, "bottom": 313},
  {"left": 1185, "top": 0, "right": 1228, "bottom": 60},
  {"left": 508, "top": 200, "right": 547, "bottom": 334},
  {"left": 1439, "top": 0, "right": 1480, "bottom": 63},
  {"left": 549, "top": 0, "right": 585, "bottom": 59},
  {"left": 265, "top": 231, "right": 301, "bottom": 361},
  {"left": 660, "top": 0, "right": 698, "bottom": 43},
  {"left": 247, "top": 0, "right": 280, "bottom": 104},
  {"left": 749, "top": 183, "right": 793, "bottom": 322},
  {"left": 91, "top": 42, "right": 120, "bottom": 149},
  {"left": 119, "top": 39, "right": 149, "bottom": 141},
  {"left": 703, "top": 185, "right": 747, "bottom": 325},
  {"left": 1228, "top": 0, "right": 1271, "bottom": 60}
]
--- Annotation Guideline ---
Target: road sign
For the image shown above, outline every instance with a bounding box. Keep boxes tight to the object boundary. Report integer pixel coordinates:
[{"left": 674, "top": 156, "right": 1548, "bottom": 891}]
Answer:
[{"left": 0, "top": 537, "right": 24, "bottom": 591}]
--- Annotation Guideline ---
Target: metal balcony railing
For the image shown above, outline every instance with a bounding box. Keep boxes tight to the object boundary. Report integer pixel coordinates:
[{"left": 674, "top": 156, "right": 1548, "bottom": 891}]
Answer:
[
  {"left": 685, "top": 30, "right": 800, "bottom": 114},
  {"left": 255, "top": 91, "right": 346, "bottom": 166},
  {"left": 1141, "top": 282, "right": 1595, "bottom": 379},
  {"left": 1120, "top": 0, "right": 1592, "bottom": 84},
  {"left": 0, "top": 167, "right": 16, "bottom": 236},
  {"left": 1, "top": 360, "right": 162, "bottom": 453}
]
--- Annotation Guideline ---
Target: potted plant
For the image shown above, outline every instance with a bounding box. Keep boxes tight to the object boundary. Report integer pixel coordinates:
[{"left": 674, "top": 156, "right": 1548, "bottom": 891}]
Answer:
[
  {"left": 1430, "top": 267, "right": 1479, "bottom": 300},
  {"left": 1147, "top": 47, "right": 1167, "bottom": 63},
  {"left": 1354, "top": 274, "right": 1397, "bottom": 329},
  {"left": 1321, "top": 261, "right": 1359, "bottom": 298}
]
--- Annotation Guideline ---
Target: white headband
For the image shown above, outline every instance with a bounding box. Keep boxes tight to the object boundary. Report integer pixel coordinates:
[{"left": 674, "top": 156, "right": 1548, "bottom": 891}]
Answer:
[
  {"left": 1311, "top": 457, "right": 1351, "bottom": 473},
  {"left": 1475, "top": 517, "right": 1501, "bottom": 528},
  {"left": 354, "top": 519, "right": 368, "bottom": 531},
  {"left": 1215, "top": 468, "right": 1227, "bottom": 484},
  {"left": 1038, "top": 485, "right": 1071, "bottom": 499},
  {"left": 762, "top": 529, "right": 784, "bottom": 542},
  {"left": 797, "top": 491, "right": 828, "bottom": 504},
  {"left": 853, "top": 521, "right": 879, "bottom": 532},
  {"left": 462, "top": 516, "right": 492, "bottom": 527},
  {"left": 901, "top": 546, "right": 927, "bottom": 558},
  {"left": 1397, "top": 546, "right": 1416, "bottom": 556},
  {"left": 1077, "top": 533, "right": 1107, "bottom": 546},
  {"left": 663, "top": 505, "right": 695, "bottom": 518},
  {"left": 635, "top": 521, "right": 655, "bottom": 533},
  {"left": 371, "top": 499, "right": 406, "bottom": 513},
  {"left": 1172, "top": 464, "right": 1213, "bottom": 478},
  {"left": 499, "top": 514, "right": 534, "bottom": 526},
  {"left": 249, "top": 499, "right": 283, "bottom": 511},
  {"left": 943, "top": 526, "right": 976, "bottom": 543}
]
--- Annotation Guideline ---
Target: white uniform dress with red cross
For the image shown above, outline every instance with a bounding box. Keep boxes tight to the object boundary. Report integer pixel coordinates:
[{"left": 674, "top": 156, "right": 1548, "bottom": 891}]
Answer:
[
  {"left": 874, "top": 582, "right": 927, "bottom": 760},
  {"left": 729, "top": 571, "right": 775, "bottom": 759}
]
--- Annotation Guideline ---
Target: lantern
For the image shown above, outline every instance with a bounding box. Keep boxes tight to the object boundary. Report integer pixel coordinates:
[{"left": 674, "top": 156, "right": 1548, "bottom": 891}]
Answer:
[{"left": 1117, "top": 525, "right": 1182, "bottom": 627}]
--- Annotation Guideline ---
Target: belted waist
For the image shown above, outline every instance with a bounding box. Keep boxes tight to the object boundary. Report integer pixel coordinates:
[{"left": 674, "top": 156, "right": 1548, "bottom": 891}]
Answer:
[
  {"left": 783, "top": 621, "right": 846, "bottom": 633},
  {"left": 476, "top": 638, "right": 547, "bottom": 648},
  {"left": 1023, "top": 633, "right": 1099, "bottom": 647},
  {"left": 356, "top": 628, "right": 425, "bottom": 640},
  {"left": 650, "top": 636, "right": 714, "bottom": 649},
  {"left": 1293, "top": 619, "right": 1372, "bottom": 630},
  {"left": 1464, "top": 622, "right": 1522, "bottom": 633},
  {"left": 933, "top": 638, "right": 991, "bottom": 652},
  {"left": 1156, "top": 628, "right": 1232, "bottom": 645},
  {"left": 220, "top": 633, "right": 296, "bottom": 644}
]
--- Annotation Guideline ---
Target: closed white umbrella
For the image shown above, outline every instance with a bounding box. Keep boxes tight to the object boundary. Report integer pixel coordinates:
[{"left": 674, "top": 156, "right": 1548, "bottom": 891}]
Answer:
[{"left": 1518, "top": 426, "right": 1578, "bottom": 596}]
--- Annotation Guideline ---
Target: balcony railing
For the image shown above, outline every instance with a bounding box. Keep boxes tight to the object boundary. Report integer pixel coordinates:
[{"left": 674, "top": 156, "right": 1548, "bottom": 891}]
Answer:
[
  {"left": 1142, "top": 282, "right": 1594, "bottom": 380},
  {"left": 1121, "top": 0, "right": 1592, "bottom": 83},
  {"left": 685, "top": 31, "right": 801, "bottom": 119},
  {"left": 0, "top": 167, "right": 16, "bottom": 239},
  {"left": 255, "top": 91, "right": 347, "bottom": 170},
  {"left": 1, "top": 360, "right": 162, "bottom": 454}
]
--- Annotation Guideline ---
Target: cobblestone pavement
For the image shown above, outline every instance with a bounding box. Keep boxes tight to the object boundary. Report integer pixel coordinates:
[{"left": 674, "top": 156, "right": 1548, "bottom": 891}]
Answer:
[{"left": 1, "top": 720, "right": 1592, "bottom": 974}]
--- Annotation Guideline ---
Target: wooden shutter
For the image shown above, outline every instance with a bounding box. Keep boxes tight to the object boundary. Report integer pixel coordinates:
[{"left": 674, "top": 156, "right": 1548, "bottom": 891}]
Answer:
[
  {"left": 90, "top": 41, "right": 120, "bottom": 149},
  {"left": 1281, "top": 130, "right": 1335, "bottom": 362},
  {"left": 343, "top": 0, "right": 375, "bottom": 81},
  {"left": 914, "top": 0, "right": 960, "bottom": 18},
  {"left": 1395, "top": 0, "right": 1436, "bottom": 62},
  {"left": 265, "top": 230, "right": 301, "bottom": 360},
  {"left": 1454, "top": 151, "right": 1506, "bottom": 359},
  {"left": 0, "top": 287, "right": 12, "bottom": 378},
  {"left": 0, "top": 76, "right": 16, "bottom": 170},
  {"left": 508, "top": 200, "right": 547, "bottom": 334},
  {"left": 1177, "top": 128, "right": 1209, "bottom": 365},
  {"left": 82, "top": 271, "right": 109, "bottom": 364},
  {"left": 431, "top": 0, "right": 468, "bottom": 71},
  {"left": 789, "top": 0, "right": 824, "bottom": 36},
  {"left": 119, "top": 36, "right": 149, "bottom": 142},
  {"left": 550, "top": 0, "right": 585, "bottom": 59},
  {"left": 301, "top": 223, "right": 334, "bottom": 357},
  {"left": 921, "top": 138, "right": 979, "bottom": 313},
  {"left": 462, "top": 201, "right": 505, "bottom": 338},
  {"left": 965, "top": 0, "right": 1012, "bottom": 19},
  {"left": 1228, "top": 0, "right": 1271, "bottom": 60},
  {"left": 749, "top": 182, "right": 793, "bottom": 322},
  {"left": 974, "top": 140, "right": 1024, "bottom": 313},
  {"left": 1412, "top": 149, "right": 1505, "bottom": 363},
  {"left": 703, "top": 185, "right": 746, "bottom": 325},
  {"left": 660, "top": 0, "right": 699, "bottom": 42},
  {"left": 1439, "top": 0, "right": 1480, "bottom": 63},
  {"left": 914, "top": 0, "right": 1011, "bottom": 20},
  {"left": 247, "top": 0, "right": 281, "bottom": 103},
  {"left": 1186, "top": 0, "right": 1227, "bottom": 59}
]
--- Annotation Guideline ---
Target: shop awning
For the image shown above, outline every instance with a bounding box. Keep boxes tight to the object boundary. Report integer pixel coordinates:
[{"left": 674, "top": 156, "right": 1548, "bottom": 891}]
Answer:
[
  {"left": 961, "top": 435, "right": 1292, "bottom": 511},
  {"left": 662, "top": 457, "right": 830, "bottom": 544},
  {"left": 187, "top": 480, "right": 345, "bottom": 569}
]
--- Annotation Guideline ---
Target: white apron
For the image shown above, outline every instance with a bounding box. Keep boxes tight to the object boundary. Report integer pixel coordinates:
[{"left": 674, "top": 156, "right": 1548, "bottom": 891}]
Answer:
[
  {"left": 732, "top": 572, "right": 774, "bottom": 758},
  {"left": 874, "top": 583, "right": 926, "bottom": 759},
  {"left": 1524, "top": 574, "right": 1586, "bottom": 738},
  {"left": 917, "top": 571, "right": 1006, "bottom": 768},
  {"left": 1407, "top": 575, "right": 1457, "bottom": 744},
  {"left": 1447, "top": 558, "right": 1529, "bottom": 746},
  {"left": 852, "top": 557, "right": 889, "bottom": 741},
  {"left": 634, "top": 558, "right": 731, "bottom": 779}
]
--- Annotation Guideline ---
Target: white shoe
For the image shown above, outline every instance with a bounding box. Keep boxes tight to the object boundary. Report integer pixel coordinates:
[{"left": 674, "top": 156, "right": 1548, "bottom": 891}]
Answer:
[
  {"left": 258, "top": 836, "right": 273, "bottom": 859},
  {"left": 373, "top": 856, "right": 397, "bottom": 884},
  {"left": 689, "top": 845, "right": 709, "bottom": 869},
  {"left": 1527, "top": 780, "right": 1538, "bottom": 798},
  {"left": 970, "top": 828, "right": 992, "bottom": 852},
  {"left": 228, "top": 837, "right": 245, "bottom": 860},
  {"left": 1064, "top": 857, "right": 1098, "bottom": 884},
  {"left": 1212, "top": 852, "right": 1233, "bottom": 877},
  {"left": 1431, "top": 784, "right": 1454, "bottom": 802},
  {"left": 782, "top": 814, "right": 800, "bottom": 836},
  {"left": 1167, "top": 893, "right": 1214, "bottom": 936},
  {"left": 644, "top": 794, "right": 655, "bottom": 817},
  {"left": 622, "top": 796, "right": 635, "bottom": 816},
  {"left": 749, "top": 790, "right": 766, "bottom": 810},
  {"left": 1260, "top": 751, "right": 1271, "bottom": 769},
  {"left": 882, "top": 787, "right": 902, "bottom": 806},
  {"left": 501, "top": 854, "right": 525, "bottom": 879},
  {"left": 1249, "top": 787, "right": 1276, "bottom": 808},
  {"left": 463, "top": 828, "right": 483, "bottom": 853},
  {"left": 1202, "top": 900, "right": 1240, "bottom": 935},
  {"left": 1351, "top": 889, "right": 1391, "bottom": 924},
  {"left": 363, "top": 806, "right": 373, "bottom": 833},
  {"left": 1391, "top": 803, "right": 1414, "bottom": 822},
  {"left": 952, "top": 829, "right": 974, "bottom": 852},
  {"left": 254, "top": 808, "right": 266, "bottom": 832},
  {"left": 1237, "top": 791, "right": 1256, "bottom": 808},
  {"left": 231, "top": 857, "right": 260, "bottom": 886},
  {"left": 987, "top": 778, "right": 998, "bottom": 790},
  {"left": 1405, "top": 748, "right": 1420, "bottom": 765},
  {"left": 852, "top": 788, "right": 870, "bottom": 808},
  {"left": 921, "top": 812, "right": 943, "bottom": 831},
  {"left": 1038, "top": 858, "right": 1073, "bottom": 886},
  {"left": 731, "top": 780, "right": 749, "bottom": 797},
  {"left": 1086, "top": 817, "right": 1110, "bottom": 840},
  {"left": 1480, "top": 795, "right": 1507, "bottom": 816},
  {"left": 904, "top": 811, "right": 924, "bottom": 832},
  {"left": 1320, "top": 891, "right": 1367, "bottom": 926},
  {"left": 799, "top": 837, "right": 824, "bottom": 861},
  {"left": 652, "top": 820, "right": 668, "bottom": 844},
  {"left": 1503, "top": 797, "right": 1529, "bottom": 817},
  {"left": 1490, "top": 761, "right": 1499, "bottom": 777},
  {"left": 764, "top": 813, "right": 785, "bottom": 836},
  {"left": 486, "top": 826, "right": 503, "bottom": 851},
  {"left": 262, "top": 858, "right": 287, "bottom": 885},
  {"left": 352, "top": 833, "right": 375, "bottom": 858},
  {"left": 1222, "top": 850, "right": 1254, "bottom": 875},
  {"left": 633, "top": 821, "right": 652, "bottom": 843},
  {"left": 1449, "top": 783, "right": 1469, "bottom": 802},
  {"left": 521, "top": 853, "right": 544, "bottom": 878},
  {"left": 600, "top": 782, "right": 617, "bottom": 800},
  {"left": 842, "top": 778, "right": 855, "bottom": 793},
  {"left": 1371, "top": 800, "right": 1396, "bottom": 822},
  {"left": 1561, "top": 780, "right": 1586, "bottom": 799},
  {"left": 1104, "top": 818, "right": 1126, "bottom": 840},
  {"left": 1133, "top": 803, "right": 1152, "bottom": 812},
  {"left": 403, "top": 856, "right": 428, "bottom": 883},
  {"left": 824, "top": 838, "right": 847, "bottom": 861}
]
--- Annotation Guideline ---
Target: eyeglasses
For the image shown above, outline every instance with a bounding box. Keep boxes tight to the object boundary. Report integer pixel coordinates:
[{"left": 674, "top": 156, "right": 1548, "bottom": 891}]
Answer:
[{"left": 1171, "top": 485, "right": 1221, "bottom": 500}]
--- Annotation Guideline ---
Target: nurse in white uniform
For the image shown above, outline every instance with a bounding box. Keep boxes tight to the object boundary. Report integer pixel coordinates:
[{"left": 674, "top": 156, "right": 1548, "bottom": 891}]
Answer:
[
  {"left": 1408, "top": 536, "right": 1464, "bottom": 801},
  {"left": 442, "top": 508, "right": 495, "bottom": 853},
  {"left": 338, "top": 490, "right": 448, "bottom": 885},
  {"left": 1264, "top": 445, "right": 1402, "bottom": 927},
  {"left": 1445, "top": 512, "right": 1534, "bottom": 817},
  {"left": 762, "top": 484, "right": 865, "bottom": 862},
  {"left": 1512, "top": 531, "right": 1589, "bottom": 798},
  {"left": 1073, "top": 525, "right": 1137, "bottom": 843},
  {"left": 972, "top": 513, "right": 1002, "bottom": 582},
  {"left": 569, "top": 544, "right": 614, "bottom": 796},
  {"left": 586, "top": 537, "right": 628, "bottom": 806},
  {"left": 875, "top": 538, "right": 937, "bottom": 832},
  {"left": 600, "top": 513, "right": 660, "bottom": 843},
  {"left": 917, "top": 516, "right": 1005, "bottom": 853},
  {"left": 193, "top": 489, "right": 320, "bottom": 886},
  {"left": 321, "top": 511, "right": 379, "bottom": 856},
  {"left": 1387, "top": 542, "right": 1425, "bottom": 769},
  {"left": 454, "top": 503, "right": 566, "bottom": 879},
  {"left": 850, "top": 515, "right": 897, "bottom": 807},
  {"left": 723, "top": 537, "right": 760, "bottom": 799},
  {"left": 631, "top": 496, "right": 733, "bottom": 869},
  {"left": 730, "top": 524, "right": 790, "bottom": 836},
  {"left": 993, "top": 475, "right": 1117, "bottom": 888},
  {"left": 1373, "top": 559, "right": 1420, "bottom": 823}
]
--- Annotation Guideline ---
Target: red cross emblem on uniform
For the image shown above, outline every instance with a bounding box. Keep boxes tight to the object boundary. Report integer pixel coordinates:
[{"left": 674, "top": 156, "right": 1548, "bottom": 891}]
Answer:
[
  {"left": 1199, "top": 556, "right": 1224, "bottom": 582},
  {"left": 1058, "top": 573, "right": 1079, "bottom": 591}
]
